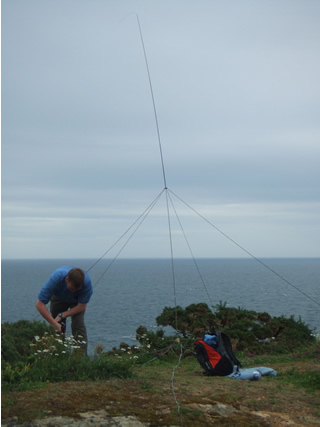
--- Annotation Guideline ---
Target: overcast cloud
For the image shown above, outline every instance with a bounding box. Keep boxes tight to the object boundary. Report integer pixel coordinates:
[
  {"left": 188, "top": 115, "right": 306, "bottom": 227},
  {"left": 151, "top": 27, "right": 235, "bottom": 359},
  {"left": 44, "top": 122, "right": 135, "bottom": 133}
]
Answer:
[{"left": 2, "top": 0, "right": 320, "bottom": 259}]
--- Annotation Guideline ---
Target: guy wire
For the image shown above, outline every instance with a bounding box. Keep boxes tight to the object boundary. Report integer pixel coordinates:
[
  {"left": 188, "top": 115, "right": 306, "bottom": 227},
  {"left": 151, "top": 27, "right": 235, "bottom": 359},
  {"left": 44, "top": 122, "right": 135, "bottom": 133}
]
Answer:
[
  {"left": 167, "top": 191, "right": 215, "bottom": 310},
  {"left": 169, "top": 189, "right": 320, "bottom": 308},
  {"left": 165, "top": 189, "right": 178, "bottom": 328},
  {"left": 164, "top": 188, "right": 183, "bottom": 425},
  {"left": 89, "top": 189, "right": 166, "bottom": 287},
  {"left": 86, "top": 189, "right": 165, "bottom": 274}
]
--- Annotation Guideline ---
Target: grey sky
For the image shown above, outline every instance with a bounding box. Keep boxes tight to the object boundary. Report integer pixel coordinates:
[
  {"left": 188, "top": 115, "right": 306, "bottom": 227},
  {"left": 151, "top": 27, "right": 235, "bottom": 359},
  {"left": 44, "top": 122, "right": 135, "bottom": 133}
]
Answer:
[{"left": 2, "top": 0, "right": 320, "bottom": 259}]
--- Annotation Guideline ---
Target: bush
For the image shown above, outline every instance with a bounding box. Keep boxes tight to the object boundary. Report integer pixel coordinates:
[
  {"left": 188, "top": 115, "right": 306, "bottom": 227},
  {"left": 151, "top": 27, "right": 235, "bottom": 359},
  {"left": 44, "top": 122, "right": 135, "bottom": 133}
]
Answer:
[
  {"left": 1, "top": 320, "right": 53, "bottom": 364},
  {"left": 136, "top": 302, "right": 316, "bottom": 355},
  {"left": 1, "top": 320, "right": 133, "bottom": 390},
  {"left": 156, "top": 303, "right": 216, "bottom": 338}
]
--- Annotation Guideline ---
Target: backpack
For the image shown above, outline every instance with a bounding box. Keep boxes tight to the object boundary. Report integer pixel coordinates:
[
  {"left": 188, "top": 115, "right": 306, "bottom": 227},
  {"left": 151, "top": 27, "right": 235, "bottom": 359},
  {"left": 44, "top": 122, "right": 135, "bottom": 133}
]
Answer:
[{"left": 195, "top": 331, "right": 242, "bottom": 376}]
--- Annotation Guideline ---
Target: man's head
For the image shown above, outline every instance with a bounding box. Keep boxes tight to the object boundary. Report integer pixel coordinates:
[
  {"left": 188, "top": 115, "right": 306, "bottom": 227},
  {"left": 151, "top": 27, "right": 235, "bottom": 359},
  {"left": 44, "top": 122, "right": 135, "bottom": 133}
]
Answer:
[{"left": 66, "top": 268, "right": 85, "bottom": 292}]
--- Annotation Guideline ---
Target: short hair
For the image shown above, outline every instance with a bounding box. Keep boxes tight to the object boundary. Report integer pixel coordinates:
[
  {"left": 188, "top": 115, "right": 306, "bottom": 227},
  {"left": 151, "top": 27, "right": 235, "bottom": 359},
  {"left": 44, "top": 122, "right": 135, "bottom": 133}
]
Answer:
[{"left": 67, "top": 268, "right": 85, "bottom": 290}]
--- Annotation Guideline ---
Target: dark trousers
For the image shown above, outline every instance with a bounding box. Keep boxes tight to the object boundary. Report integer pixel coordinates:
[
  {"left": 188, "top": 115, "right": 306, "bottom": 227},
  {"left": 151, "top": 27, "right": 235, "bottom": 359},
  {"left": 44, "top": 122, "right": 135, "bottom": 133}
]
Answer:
[{"left": 50, "top": 296, "right": 88, "bottom": 355}]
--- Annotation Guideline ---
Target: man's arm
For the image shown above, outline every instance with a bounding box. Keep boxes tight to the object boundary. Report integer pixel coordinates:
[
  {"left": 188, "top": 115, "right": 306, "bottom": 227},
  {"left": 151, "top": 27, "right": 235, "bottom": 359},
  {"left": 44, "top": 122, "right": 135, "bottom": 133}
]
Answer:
[
  {"left": 55, "top": 303, "right": 87, "bottom": 322},
  {"left": 35, "top": 299, "right": 62, "bottom": 333}
]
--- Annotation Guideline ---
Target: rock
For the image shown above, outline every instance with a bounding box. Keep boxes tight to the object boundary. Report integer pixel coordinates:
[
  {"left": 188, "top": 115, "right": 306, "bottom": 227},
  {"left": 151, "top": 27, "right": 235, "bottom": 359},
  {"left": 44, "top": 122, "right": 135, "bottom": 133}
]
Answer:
[
  {"left": 2, "top": 416, "right": 19, "bottom": 427},
  {"left": 211, "top": 403, "right": 236, "bottom": 416},
  {"left": 193, "top": 402, "right": 236, "bottom": 417},
  {"left": 2, "top": 412, "right": 149, "bottom": 426},
  {"left": 113, "top": 416, "right": 148, "bottom": 426}
]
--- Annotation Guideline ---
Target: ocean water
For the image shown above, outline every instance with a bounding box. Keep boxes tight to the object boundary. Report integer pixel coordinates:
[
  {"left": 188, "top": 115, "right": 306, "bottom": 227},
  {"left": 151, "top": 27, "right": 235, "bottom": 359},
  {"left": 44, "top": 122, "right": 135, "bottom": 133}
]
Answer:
[{"left": 1, "top": 258, "right": 319, "bottom": 355}]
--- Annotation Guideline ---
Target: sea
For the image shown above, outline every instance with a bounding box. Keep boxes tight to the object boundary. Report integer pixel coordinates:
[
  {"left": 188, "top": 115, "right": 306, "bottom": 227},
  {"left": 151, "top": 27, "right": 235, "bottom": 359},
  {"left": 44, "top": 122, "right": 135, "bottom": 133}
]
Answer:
[{"left": 1, "top": 258, "right": 319, "bottom": 355}]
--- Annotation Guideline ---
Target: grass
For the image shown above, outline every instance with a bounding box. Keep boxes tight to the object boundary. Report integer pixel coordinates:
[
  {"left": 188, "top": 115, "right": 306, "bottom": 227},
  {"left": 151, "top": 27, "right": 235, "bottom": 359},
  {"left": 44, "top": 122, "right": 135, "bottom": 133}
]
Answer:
[
  {"left": 2, "top": 316, "right": 319, "bottom": 425},
  {"left": 2, "top": 352, "right": 320, "bottom": 426},
  {"left": 279, "top": 367, "right": 320, "bottom": 392}
]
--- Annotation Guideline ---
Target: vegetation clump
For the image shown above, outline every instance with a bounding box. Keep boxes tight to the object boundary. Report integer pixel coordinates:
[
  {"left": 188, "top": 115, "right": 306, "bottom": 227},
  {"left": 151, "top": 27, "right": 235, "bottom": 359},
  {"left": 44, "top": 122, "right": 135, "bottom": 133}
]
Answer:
[
  {"left": 1, "top": 320, "right": 133, "bottom": 391},
  {"left": 136, "top": 301, "right": 316, "bottom": 355},
  {"left": 2, "top": 303, "right": 317, "bottom": 392},
  {"left": 1, "top": 306, "right": 320, "bottom": 425}
]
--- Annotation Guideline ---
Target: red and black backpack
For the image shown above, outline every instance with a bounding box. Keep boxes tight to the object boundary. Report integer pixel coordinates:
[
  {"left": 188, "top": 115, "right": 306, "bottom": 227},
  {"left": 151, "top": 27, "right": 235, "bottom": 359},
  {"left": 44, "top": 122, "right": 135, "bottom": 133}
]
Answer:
[{"left": 195, "top": 331, "right": 241, "bottom": 376}]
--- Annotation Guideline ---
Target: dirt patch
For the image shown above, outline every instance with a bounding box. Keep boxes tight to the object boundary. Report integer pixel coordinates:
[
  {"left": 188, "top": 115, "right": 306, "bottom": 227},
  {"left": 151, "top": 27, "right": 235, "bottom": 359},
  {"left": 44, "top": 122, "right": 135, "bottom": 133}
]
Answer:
[{"left": 2, "top": 359, "right": 320, "bottom": 426}]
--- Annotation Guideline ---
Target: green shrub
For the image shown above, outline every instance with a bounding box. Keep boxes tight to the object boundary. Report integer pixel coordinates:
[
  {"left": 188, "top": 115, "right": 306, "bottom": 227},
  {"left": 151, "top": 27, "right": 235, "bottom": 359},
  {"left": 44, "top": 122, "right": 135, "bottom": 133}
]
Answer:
[
  {"left": 1, "top": 361, "right": 31, "bottom": 386},
  {"left": 279, "top": 368, "right": 320, "bottom": 392},
  {"left": 1, "top": 320, "right": 133, "bottom": 390},
  {"left": 26, "top": 353, "right": 133, "bottom": 384},
  {"left": 155, "top": 303, "right": 216, "bottom": 338},
  {"left": 1, "top": 320, "right": 53, "bottom": 364},
  {"left": 136, "top": 302, "right": 316, "bottom": 355}
]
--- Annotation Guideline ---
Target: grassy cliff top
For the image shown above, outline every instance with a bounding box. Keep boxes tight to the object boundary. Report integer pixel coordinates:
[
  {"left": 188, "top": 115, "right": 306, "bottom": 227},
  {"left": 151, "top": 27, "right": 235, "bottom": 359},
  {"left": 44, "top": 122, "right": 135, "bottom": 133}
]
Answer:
[{"left": 2, "top": 353, "right": 320, "bottom": 426}]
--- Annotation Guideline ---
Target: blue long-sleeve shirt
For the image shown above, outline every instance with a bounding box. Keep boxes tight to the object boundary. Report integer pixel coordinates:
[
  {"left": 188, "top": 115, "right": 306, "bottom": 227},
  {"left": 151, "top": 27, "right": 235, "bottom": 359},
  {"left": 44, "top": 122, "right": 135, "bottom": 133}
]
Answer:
[{"left": 38, "top": 266, "right": 93, "bottom": 305}]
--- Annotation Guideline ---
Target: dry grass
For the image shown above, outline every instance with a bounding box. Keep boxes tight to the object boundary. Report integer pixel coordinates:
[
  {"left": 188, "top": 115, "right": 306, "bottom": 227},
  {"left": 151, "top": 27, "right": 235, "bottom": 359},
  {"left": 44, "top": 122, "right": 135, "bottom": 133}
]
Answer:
[{"left": 2, "top": 357, "right": 320, "bottom": 426}]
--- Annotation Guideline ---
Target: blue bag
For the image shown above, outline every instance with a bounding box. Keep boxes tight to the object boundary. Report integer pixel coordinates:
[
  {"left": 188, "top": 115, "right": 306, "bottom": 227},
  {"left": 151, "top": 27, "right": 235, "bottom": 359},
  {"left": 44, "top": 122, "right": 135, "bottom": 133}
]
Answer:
[{"left": 227, "top": 366, "right": 277, "bottom": 381}]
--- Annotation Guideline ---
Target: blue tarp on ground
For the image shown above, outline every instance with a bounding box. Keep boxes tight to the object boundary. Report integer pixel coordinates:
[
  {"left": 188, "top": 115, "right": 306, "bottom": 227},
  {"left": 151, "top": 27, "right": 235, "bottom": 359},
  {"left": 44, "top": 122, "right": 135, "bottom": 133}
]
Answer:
[{"left": 227, "top": 366, "right": 277, "bottom": 380}]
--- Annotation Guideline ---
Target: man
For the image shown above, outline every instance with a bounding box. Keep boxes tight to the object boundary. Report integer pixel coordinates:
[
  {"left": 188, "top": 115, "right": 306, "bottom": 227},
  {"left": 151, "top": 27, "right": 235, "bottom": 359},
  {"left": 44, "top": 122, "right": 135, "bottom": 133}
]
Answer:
[{"left": 35, "top": 266, "right": 93, "bottom": 354}]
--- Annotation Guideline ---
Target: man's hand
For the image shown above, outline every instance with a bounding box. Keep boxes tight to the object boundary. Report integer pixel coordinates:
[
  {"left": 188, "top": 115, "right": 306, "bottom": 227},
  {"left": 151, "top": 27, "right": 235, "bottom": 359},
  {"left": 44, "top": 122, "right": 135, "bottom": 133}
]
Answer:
[
  {"left": 55, "top": 322, "right": 62, "bottom": 333},
  {"left": 36, "top": 299, "right": 64, "bottom": 333},
  {"left": 54, "top": 315, "right": 66, "bottom": 334}
]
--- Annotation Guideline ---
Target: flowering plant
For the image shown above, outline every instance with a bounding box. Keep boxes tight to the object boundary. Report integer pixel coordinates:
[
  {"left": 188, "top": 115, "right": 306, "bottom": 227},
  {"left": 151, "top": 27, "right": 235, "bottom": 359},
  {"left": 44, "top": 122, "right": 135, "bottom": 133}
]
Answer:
[{"left": 30, "top": 332, "right": 86, "bottom": 360}]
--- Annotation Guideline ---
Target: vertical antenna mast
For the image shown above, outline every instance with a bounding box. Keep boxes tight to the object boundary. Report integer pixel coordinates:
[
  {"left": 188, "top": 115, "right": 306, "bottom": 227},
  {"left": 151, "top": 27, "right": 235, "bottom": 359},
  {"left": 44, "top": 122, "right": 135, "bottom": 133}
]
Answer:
[{"left": 136, "top": 15, "right": 168, "bottom": 189}]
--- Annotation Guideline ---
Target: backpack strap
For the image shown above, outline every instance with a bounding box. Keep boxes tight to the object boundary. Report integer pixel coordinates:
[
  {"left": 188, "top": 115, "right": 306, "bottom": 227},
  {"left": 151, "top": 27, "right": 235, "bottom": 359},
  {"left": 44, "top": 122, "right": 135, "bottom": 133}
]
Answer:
[{"left": 216, "top": 332, "right": 242, "bottom": 368}]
